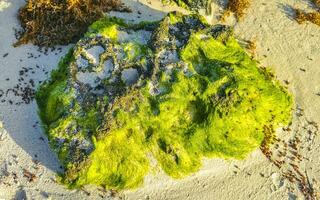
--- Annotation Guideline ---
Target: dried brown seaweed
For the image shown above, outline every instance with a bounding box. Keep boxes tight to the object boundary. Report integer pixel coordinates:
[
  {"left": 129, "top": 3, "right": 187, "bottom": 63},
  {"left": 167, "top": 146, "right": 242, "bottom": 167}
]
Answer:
[
  {"left": 15, "top": 0, "right": 128, "bottom": 47},
  {"left": 295, "top": 9, "right": 320, "bottom": 26},
  {"left": 312, "top": 0, "right": 320, "bottom": 7},
  {"left": 224, "top": 0, "right": 251, "bottom": 21}
]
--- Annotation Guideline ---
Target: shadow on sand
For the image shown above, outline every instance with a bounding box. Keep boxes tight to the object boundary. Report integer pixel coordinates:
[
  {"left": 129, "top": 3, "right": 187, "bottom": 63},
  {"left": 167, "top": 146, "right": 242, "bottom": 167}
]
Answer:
[{"left": 277, "top": 3, "right": 297, "bottom": 22}]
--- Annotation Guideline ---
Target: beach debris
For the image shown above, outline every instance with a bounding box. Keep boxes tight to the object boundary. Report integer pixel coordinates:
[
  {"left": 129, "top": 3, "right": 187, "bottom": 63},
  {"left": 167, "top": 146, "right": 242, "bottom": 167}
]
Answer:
[
  {"left": 312, "top": 0, "right": 320, "bottom": 8},
  {"left": 110, "top": 189, "right": 119, "bottom": 198},
  {"left": 299, "top": 68, "right": 306, "bottom": 72},
  {"left": 284, "top": 80, "right": 290, "bottom": 85},
  {"left": 0, "top": 161, "right": 10, "bottom": 182},
  {"left": 261, "top": 107, "right": 319, "bottom": 199},
  {"left": 15, "top": 0, "right": 128, "bottom": 47},
  {"left": 36, "top": 12, "right": 292, "bottom": 190},
  {"left": 40, "top": 191, "right": 50, "bottom": 198},
  {"left": 295, "top": 9, "right": 320, "bottom": 26},
  {"left": 0, "top": 66, "right": 37, "bottom": 105},
  {"left": 242, "top": 38, "right": 257, "bottom": 57},
  {"left": 293, "top": 0, "right": 320, "bottom": 27},
  {"left": 23, "top": 169, "right": 36, "bottom": 182},
  {"left": 224, "top": 0, "right": 252, "bottom": 20},
  {"left": 166, "top": 0, "right": 252, "bottom": 21}
]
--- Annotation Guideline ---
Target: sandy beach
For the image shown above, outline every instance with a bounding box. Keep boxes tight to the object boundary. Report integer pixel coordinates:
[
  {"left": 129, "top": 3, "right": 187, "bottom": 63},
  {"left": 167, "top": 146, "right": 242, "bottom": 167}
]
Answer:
[{"left": 0, "top": 0, "right": 320, "bottom": 199}]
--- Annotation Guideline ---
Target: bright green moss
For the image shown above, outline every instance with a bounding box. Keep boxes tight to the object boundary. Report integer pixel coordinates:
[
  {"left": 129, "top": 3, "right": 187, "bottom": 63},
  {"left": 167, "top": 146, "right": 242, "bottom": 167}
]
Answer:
[
  {"left": 86, "top": 16, "right": 158, "bottom": 41},
  {"left": 71, "top": 31, "right": 292, "bottom": 189},
  {"left": 86, "top": 17, "right": 128, "bottom": 41},
  {"left": 122, "top": 42, "right": 149, "bottom": 62},
  {"left": 168, "top": 12, "right": 184, "bottom": 24},
  {"left": 36, "top": 49, "right": 74, "bottom": 125},
  {"left": 36, "top": 49, "right": 103, "bottom": 166},
  {"left": 76, "top": 129, "right": 150, "bottom": 189},
  {"left": 37, "top": 13, "right": 293, "bottom": 190}
]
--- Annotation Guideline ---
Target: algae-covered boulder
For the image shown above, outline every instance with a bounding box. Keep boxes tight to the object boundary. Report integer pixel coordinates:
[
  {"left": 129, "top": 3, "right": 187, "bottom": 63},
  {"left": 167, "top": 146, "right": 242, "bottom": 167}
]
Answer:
[{"left": 36, "top": 12, "right": 292, "bottom": 190}]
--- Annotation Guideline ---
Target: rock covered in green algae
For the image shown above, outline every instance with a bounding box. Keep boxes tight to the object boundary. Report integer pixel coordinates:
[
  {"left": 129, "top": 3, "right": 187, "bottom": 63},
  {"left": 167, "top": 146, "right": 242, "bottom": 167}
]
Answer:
[{"left": 36, "top": 12, "right": 293, "bottom": 190}]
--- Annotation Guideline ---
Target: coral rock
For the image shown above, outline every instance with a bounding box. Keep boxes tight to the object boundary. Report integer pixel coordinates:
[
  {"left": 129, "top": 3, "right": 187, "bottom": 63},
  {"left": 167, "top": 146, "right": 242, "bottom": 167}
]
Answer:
[{"left": 36, "top": 12, "right": 292, "bottom": 190}]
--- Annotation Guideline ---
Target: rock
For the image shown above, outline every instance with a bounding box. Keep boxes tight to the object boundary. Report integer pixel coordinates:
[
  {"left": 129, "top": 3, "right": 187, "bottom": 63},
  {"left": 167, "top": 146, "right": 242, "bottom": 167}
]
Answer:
[
  {"left": 158, "top": 50, "right": 179, "bottom": 65},
  {"left": 75, "top": 71, "right": 100, "bottom": 88},
  {"left": 14, "top": 188, "right": 27, "bottom": 200},
  {"left": 118, "top": 30, "right": 152, "bottom": 45},
  {"left": 288, "top": 192, "right": 297, "bottom": 200},
  {"left": 167, "top": 0, "right": 212, "bottom": 12},
  {"left": 36, "top": 12, "right": 292, "bottom": 190},
  {"left": 271, "top": 172, "right": 285, "bottom": 191},
  {"left": 0, "top": 161, "right": 9, "bottom": 179},
  {"left": 40, "top": 191, "right": 50, "bottom": 199},
  {"left": 75, "top": 56, "right": 89, "bottom": 70},
  {"left": 121, "top": 68, "right": 139, "bottom": 85},
  {"left": 102, "top": 59, "right": 114, "bottom": 79},
  {"left": 85, "top": 45, "right": 105, "bottom": 65}
]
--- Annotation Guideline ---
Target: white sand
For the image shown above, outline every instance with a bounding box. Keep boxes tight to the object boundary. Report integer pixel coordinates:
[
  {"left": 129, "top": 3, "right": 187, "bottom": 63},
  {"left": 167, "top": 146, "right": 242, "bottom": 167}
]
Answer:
[{"left": 0, "top": 0, "right": 319, "bottom": 199}]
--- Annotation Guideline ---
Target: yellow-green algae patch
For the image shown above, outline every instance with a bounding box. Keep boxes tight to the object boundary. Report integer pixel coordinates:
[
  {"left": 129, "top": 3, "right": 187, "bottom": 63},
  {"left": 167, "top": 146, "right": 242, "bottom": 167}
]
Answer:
[{"left": 36, "top": 12, "right": 292, "bottom": 190}]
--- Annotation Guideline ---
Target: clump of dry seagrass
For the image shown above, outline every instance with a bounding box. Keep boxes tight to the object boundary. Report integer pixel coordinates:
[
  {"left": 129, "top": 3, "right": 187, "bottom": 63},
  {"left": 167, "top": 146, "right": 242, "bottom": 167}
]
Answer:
[
  {"left": 312, "top": 0, "right": 320, "bottom": 7},
  {"left": 295, "top": 9, "right": 320, "bottom": 26},
  {"left": 15, "top": 0, "right": 128, "bottom": 47},
  {"left": 222, "top": 0, "right": 251, "bottom": 21}
]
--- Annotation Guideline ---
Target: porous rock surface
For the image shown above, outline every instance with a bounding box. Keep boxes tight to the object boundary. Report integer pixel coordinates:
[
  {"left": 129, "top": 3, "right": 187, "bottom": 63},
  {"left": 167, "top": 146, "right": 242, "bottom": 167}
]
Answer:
[
  {"left": 38, "top": 13, "right": 210, "bottom": 167},
  {"left": 166, "top": 0, "right": 212, "bottom": 11},
  {"left": 36, "top": 12, "right": 292, "bottom": 190}
]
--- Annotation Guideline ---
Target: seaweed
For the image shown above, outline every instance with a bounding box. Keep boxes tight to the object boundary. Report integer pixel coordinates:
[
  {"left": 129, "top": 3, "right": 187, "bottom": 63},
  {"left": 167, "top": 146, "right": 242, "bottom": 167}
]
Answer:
[
  {"left": 295, "top": 9, "right": 320, "bottom": 26},
  {"left": 36, "top": 12, "right": 293, "bottom": 190},
  {"left": 15, "top": 0, "right": 128, "bottom": 47},
  {"left": 164, "top": 0, "right": 251, "bottom": 21},
  {"left": 312, "top": 0, "right": 320, "bottom": 7},
  {"left": 223, "top": 0, "right": 251, "bottom": 21},
  {"left": 293, "top": 0, "right": 320, "bottom": 26}
]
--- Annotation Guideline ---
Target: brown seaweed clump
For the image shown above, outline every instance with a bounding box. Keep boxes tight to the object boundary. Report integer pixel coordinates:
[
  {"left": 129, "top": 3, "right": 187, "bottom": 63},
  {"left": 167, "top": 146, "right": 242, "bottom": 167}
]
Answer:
[
  {"left": 295, "top": 9, "right": 320, "bottom": 26},
  {"left": 312, "top": 0, "right": 320, "bottom": 7},
  {"left": 223, "top": 0, "right": 251, "bottom": 21},
  {"left": 15, "top": 0, "right": 127, "bottom": 47}
]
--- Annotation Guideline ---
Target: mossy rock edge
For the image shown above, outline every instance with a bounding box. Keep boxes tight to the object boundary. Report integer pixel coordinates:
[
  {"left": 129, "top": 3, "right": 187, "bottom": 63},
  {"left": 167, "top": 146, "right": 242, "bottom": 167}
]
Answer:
[
  {"left": 36, "top": 12, "right": 293, "bottom": 190},
  {"left": 163, "top": 0, "right": 212, "bottom": 12}
]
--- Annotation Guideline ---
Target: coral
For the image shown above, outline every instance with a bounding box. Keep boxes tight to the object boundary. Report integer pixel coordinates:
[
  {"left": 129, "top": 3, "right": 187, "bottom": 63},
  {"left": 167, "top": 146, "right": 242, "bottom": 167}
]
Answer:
[
  {"left": 36, "top": 12, "right": 293, "bottom": 190},
  {"left": 16, "top": 0, "right": 126, "bottom": 47}
]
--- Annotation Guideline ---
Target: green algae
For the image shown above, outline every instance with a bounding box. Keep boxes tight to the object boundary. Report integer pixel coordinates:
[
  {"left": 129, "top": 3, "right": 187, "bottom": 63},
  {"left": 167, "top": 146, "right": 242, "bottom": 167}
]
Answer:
[
  {"left": 86, "top": 17, "right": 128, "bottom": 41},
  {"left": 36, "top": 12, "right": 293, "bottom": 190},
  {"left": 36, "top": 49, "right": 74, "bottom": 125},
  {"left": 36, "top": 49, "right": 104, "bottom": 166}
]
